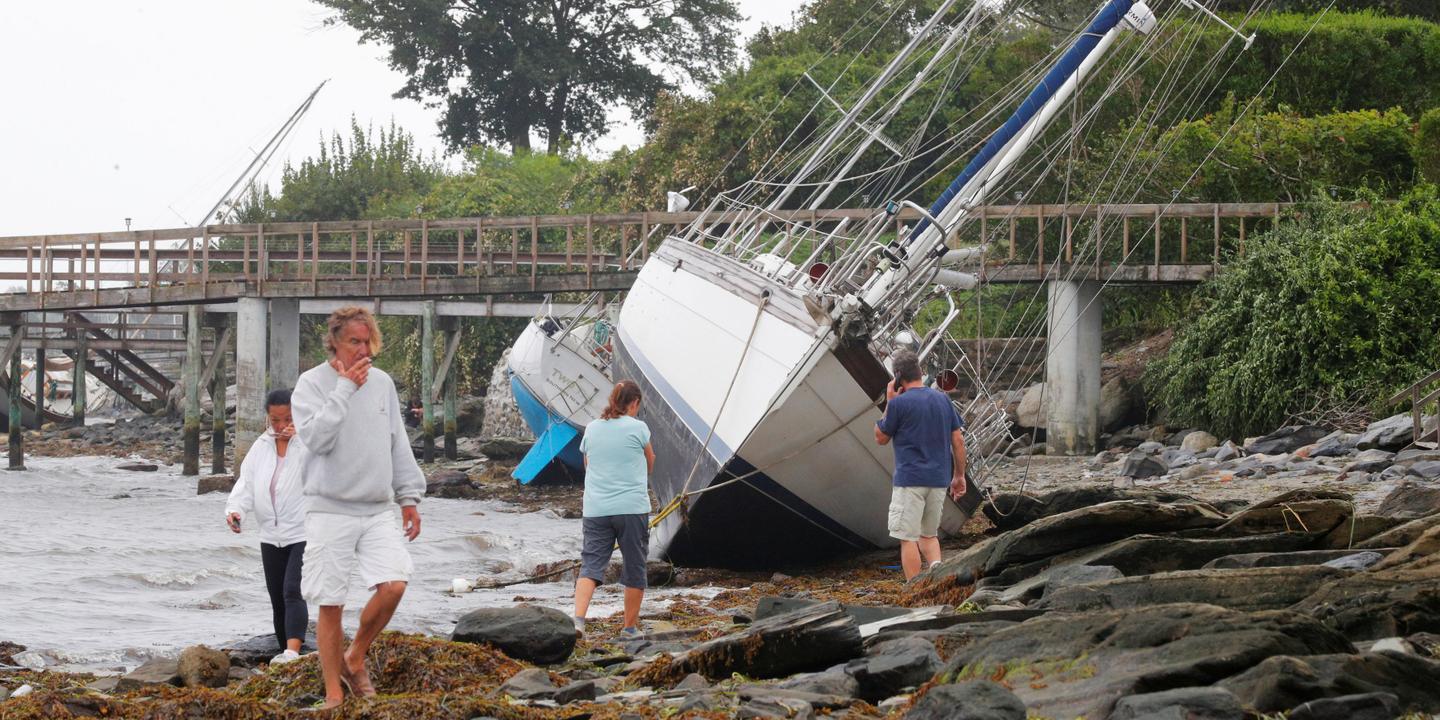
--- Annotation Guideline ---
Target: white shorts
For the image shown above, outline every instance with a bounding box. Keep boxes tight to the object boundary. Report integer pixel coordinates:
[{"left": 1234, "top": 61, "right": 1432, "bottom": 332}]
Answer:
[
  {"left": 888, "top": 486, "right": 946, "bottom": 542},
  {"left": 301, "top": 511, "right": 413, "bottom": 606}
]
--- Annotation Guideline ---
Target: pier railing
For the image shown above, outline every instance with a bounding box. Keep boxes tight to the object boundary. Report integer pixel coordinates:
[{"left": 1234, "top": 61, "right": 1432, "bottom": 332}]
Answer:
[{"left": 0, "top": 202, "right": 1311, "bottom": 303}]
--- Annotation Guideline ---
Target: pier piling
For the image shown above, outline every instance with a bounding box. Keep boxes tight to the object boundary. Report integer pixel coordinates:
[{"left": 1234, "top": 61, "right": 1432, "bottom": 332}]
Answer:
[
  {"left": 7, "top": 315, "right": 23, "bottom": 471},
  {"left": 209, "top": 315, "right": 228, "bottom": 475},
  {"left": 441, "top": 317, "right": 458, "bottom": 460},
  {"left": 183, "top": 306, "right": 201, "bottom": 476},
  {"left": 268, "top": 298, "right": 299, "bottom": 393},
  {"left": 71, "top": 323, "right": 86, "bottom": 427},
  {"left": 234, "top": 297, "right": 267, "bottom": 472},
  {"left": 32, "top": 343, "right": 44, "bottom": 429},
  {"left": 421, "top": 301, "right": 436, "bottom": 463}
]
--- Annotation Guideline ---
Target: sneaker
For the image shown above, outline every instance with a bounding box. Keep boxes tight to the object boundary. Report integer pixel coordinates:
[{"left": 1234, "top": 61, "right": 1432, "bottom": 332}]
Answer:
[
  {"left": 618, "top": 626, "right": 643, "bottom": 641},
  {"left": 270, "top": 649, "right": 301, "bottom": 665},
  {"left": 929, "top": 561, "right": 942, "bottom": 570},
  {"left": 573, "top": 616, "right": 587, "bottom": 633}
]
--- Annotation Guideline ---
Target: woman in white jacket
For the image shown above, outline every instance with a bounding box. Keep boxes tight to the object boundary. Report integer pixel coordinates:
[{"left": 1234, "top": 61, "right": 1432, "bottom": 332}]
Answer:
[{"left": 225, "top": 389, "right": 310, "bottom": 665}]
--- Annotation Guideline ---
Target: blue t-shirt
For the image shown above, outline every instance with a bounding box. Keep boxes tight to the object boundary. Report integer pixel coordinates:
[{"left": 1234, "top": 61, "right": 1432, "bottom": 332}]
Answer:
[
  {"left": 876, "top": 387, "right": 964, "bottom": 488},
  {"left": 579, "top": 415, "right": 652, "bottom": 517}
]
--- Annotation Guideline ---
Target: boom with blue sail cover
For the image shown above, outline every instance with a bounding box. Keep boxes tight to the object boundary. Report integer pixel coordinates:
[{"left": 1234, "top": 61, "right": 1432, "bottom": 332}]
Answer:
[{"left": 859, "top": 0, "right": 1156, "bottom": 308}]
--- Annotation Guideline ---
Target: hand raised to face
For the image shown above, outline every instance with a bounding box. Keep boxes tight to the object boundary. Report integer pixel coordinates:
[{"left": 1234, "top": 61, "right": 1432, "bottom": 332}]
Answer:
[{"left": 330, "top": 356, "right": 371, "bottom": 387}]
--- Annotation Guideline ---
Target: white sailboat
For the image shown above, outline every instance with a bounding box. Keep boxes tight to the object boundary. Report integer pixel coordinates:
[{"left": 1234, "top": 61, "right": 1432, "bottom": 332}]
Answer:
[
  {"left": 613, "top": 0, "right": 1252, "bottom": 566},
  {"left": 506, "top": 295, "right": 617, "bottom": 483}
]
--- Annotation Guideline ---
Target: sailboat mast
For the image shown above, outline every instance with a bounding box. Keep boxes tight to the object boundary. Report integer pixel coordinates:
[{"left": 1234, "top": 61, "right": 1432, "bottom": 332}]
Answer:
[
  {"left": 727, "top": 0, "right": 968, "bottom": 251},
  {"left": 858, "top": 0, "right": 1156, "bottom": 309}
]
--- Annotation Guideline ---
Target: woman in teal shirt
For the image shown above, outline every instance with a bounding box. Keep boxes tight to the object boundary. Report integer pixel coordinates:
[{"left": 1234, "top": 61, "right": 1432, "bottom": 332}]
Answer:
[{"left": 572, "top": 380, "right": 655, "bottom": 638}]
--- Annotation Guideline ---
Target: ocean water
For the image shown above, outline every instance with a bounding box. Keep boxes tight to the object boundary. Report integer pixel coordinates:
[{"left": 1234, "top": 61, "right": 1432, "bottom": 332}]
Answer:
[{"left": 0, "top": 455, "right": 712, "bottom": 672}]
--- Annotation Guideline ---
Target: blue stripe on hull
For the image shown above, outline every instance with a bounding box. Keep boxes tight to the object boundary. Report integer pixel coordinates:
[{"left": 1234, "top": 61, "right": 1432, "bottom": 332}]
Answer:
[{"left": 509, "top": 374, "right": 585, "bottom": 482}]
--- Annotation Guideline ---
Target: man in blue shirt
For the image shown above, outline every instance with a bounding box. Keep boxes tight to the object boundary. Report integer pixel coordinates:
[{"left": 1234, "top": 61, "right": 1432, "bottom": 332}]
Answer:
[{"left": 874, "top": 350, "right": 967, "bottom": 580}]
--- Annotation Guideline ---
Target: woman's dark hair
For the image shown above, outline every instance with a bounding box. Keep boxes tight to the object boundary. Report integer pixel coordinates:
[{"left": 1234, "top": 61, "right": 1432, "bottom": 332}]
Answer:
[
  {"left": 600, "top": 380, "right": 642, "bottom": 420},
  {"left": 265, "top": 388, "right": 293, "bottom": 409}
]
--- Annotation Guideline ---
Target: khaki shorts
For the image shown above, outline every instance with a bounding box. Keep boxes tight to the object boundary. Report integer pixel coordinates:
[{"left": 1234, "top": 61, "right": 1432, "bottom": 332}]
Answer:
[
  {"left": 888, "top": 486, "right": 946, "bottom": 542},
  {"left": 301, "top": 511, "right": 413, "bottom": 606}
]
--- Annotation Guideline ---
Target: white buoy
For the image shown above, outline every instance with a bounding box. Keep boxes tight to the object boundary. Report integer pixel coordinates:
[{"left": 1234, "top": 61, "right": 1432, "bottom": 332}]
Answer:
[
  {"left": 451, "top": 578, "right": 475, "bottom": 594},
  {"left": 11, "top": 684, "right": 33, "bottom": 698}
]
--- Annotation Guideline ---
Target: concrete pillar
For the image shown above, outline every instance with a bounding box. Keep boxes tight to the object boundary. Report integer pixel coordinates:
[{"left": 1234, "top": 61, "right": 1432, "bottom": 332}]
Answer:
[
  {"left": 210, "top": 316, "right": 228, "bottom": 475},
  {"left": 442, "top": 318, "right": 458, "bottom": 460},
  {"left": 71, "top": 329, "right": 86, "bottom": 427},
  {"left": 183, "top": 306, "right": 202, "bottom": 476},
  {"left": 235, "top": 297, "right": 268, "bottom": 472},
  {"left": 268, "top": 298, "right": 300, "bottom": 391},
  {"left": 421, "top": 301, "right": 436, "bottom": 463},
  {"left": 32, "top": 344, "right": 45, "bottom": 429},
  {"left": 1045, "top": 280, "right": 1103, "bottom": 456},
  {"left": 8, "top": 321, "right": 23, "bottom": 471}
]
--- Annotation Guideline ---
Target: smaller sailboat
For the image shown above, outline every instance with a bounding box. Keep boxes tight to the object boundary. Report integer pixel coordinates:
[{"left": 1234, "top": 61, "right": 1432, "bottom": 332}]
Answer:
[{"left": 506, "top": 294, "right": 617, "bottom": 483}]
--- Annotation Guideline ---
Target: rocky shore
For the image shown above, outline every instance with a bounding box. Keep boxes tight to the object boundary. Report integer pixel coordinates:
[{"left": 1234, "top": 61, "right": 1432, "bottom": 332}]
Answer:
[
  {"left": 5, "top": 471, "right": 1439, "bottom": 719},
  {"left": 5, "top": 409, "right": 1439, "bottom": 718}
]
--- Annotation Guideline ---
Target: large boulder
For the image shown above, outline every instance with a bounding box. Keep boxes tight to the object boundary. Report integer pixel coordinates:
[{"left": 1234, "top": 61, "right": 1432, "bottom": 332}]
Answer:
[
  {"left": 1372, "top": 524, "right": 1440, "bottom": 572},
  {"left": 1245, "top": 425, "right": 1329, "bottom": 455},
  {"left": 1355, "top": 413, "right": 1415, "bottom": 451},
  {"left": 1208, "top": 493, "right": 1351, "bottom": 537},
  {"left": 1181, "top": 430, "right": 1219, "bottom": 454},
  {"left": 498, "top": 667, "right": 558, "bottom": 700},
  {"left": 938, "top": 604, "right": 1353, "bottom": 720},
  {"left": 1219, "top": 652, "right": 1440, "bottom": 715},
  {"left": 196, "top": 475, "right": 237, "bottom": 495},
  {"left": 1288, "top": 692, "right": 1401, "bottom": 720},
  {"left": 1291, "top": 568, "right": 1440, "bottom": 641},
  {"left": 905, "top": 680, "right": 1027, "bottom": 720},
  {"left": 1099, "top": 378, "right": 1131, "bottom": 433},
  {"left": 1016, "top": 383, "right": 1046, "bottom": 429},
  {"left": 1110, "top": 687, "right": 1245, "bottom": 720},
  {"left": 1377, "top": 481, "right": 1440, "bottom": 519},
  {"left": 176, "top": 645, "right": 229, "bottom": 689},
  {"left": 1202, "top": 549, "right": 1376, "bottom": 570},
  {"left": 115, "top": 658, "right": 182, "bottom": 692},
  {"left": 451, "top": 605, "right": 577, "bottom": 664},
  {"left": 1121, "top": 450, "right": 1168, "bottom": 479},
  {"left": 1305, "top": 431, "right": 1357, "bottom": 459},
  {"left": 426, "top": 469, "right": 483, "bottom": 499},
  {"left": 1357, "top": 513, "right": 1440, "bottom": 550},
  {"left": 995, "top": 533, "right": 1321, "bottom": 601},
  {"left": 1038, "top": 566, "right": 1348, "bottom": 613},
  {"left": 220, "top": 632, "right": 317, "bottom": 668},
  {"left": 1342, "top": 449, "right": 1396, "bottom": 474},
  {"left": 843, "top": 636, "right": 941, "bottom": 702},
  {"left": 648, "top": 600, "right": 862, "bottom": 681},
  {"left": 981, "top": 487, "right": 1197, "bottom": 532},
  {"left": 933, "top": 500, "right": 1227, "bottom": 583}
]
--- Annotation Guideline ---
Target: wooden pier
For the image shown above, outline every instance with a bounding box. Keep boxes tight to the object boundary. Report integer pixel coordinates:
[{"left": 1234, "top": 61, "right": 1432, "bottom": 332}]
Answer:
[{"left": 0, "top": 202, "right": 1303, "bottom": 471}]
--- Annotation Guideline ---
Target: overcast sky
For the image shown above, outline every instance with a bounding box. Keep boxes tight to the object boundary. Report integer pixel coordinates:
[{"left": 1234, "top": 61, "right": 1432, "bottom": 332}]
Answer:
[{"left": 0, "top": 1, "right": 801, "bottom": 237}]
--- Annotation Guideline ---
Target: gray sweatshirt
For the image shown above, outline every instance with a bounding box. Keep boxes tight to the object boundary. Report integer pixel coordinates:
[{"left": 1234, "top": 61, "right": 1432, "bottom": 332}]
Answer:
[{"left": 291, "top": 361, "right": 425, "bottom": 516}]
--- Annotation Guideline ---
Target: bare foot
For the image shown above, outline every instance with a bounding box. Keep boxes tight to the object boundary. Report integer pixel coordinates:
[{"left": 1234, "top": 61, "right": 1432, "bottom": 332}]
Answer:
[{"left": 341, "top": 653, "right": 376, "bottom": 697}]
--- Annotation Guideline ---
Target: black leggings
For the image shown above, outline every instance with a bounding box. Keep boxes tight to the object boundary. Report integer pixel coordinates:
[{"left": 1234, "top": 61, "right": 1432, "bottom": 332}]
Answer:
[{"left": 260, "top": 542, "right": 307, "bottom": 650}]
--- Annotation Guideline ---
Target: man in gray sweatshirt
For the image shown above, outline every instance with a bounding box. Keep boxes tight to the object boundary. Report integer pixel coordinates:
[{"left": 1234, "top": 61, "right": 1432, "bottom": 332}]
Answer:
[{"left": 292, "top": 306, "right": 425, "bottom": 709}]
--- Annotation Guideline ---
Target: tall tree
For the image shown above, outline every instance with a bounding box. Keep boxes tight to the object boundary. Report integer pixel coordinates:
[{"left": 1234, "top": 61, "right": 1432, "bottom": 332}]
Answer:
[{"left": 317, "top": 0, "right": 743, "bottom": 154}]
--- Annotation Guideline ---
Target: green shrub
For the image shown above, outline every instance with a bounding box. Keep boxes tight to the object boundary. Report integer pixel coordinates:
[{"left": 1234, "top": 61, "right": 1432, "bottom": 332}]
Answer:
[
  {"left": 1419, "top": 107, "right": 1440, "bottom": 182},
  {"left": 1079, "top": 101, "right": 1418, "bottom": 203},
  {"left": 1144, "top": 186, "right": 1440, "bottom": 438}
]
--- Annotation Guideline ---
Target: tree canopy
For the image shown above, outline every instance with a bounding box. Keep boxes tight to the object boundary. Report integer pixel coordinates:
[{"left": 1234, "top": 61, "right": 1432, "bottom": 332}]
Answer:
[{"left": 316, "top": 0, "right": 743, "bottom": 154}]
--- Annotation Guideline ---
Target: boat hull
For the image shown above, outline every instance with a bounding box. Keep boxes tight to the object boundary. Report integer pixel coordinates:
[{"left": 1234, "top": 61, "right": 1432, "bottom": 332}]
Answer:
[
  {"left": 616, "top": 238, "right": 980, "bottom": 568},
  {"left": 505, "top": 318, "right": 611, "bottom": 481}
]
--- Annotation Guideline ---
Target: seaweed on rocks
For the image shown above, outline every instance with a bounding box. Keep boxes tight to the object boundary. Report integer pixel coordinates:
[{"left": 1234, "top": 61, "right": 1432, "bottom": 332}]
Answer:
[{"left": 235, "top": 632, "right": 525, "bottom": 706}]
